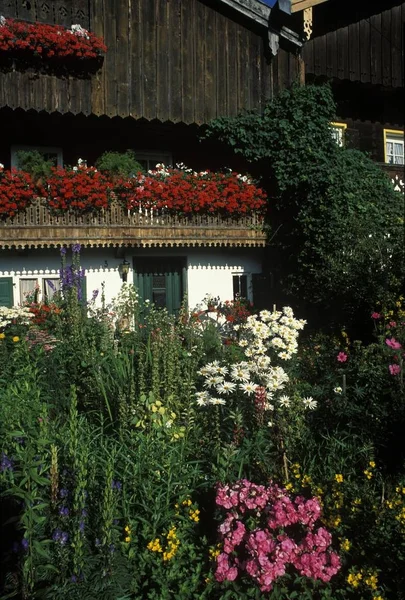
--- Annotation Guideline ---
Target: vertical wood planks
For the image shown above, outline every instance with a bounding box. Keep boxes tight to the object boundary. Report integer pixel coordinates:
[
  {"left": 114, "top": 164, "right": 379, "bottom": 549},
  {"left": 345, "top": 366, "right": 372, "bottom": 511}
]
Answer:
[
  {"left": 116, "top": 0, "right": 130, "bottom": 117},
  {"left": 226, "top": 18, "right": 238, "bottom": 117},
  {"left": 168, "top": 0, "right": 182, "bottom": 123},
  {"left": 181, "top": 0, "right": 194, "bottom": 123},
  {"left": 370, "top": 12, "right": 382, "bottom": 85},
  {"left": 204, "top": 4, "right": 216, "bottom": 122},
  {"left": 381, "top": 8, "right": 392, "bottom": 88},
  {"left": 156, "top": 0, "right": 169, "bottom": 123},
  {"left": 130, "top": 0, "right": 144, "bottom": 119},
  {"left": 215, "top": 11, "right": 228, "bottom": 117},
  {"left": 91, "top": 0, "right": 105, "bottom": 116},
  {"left": 391, "top": 5, "right": 402, "bottom": 88},
  {"left": 104, "top": 0, "right": 118, "bottom": 117},
  {"left": 142, "top": 0, "right": 157, "bottom": 120},
  {"left": 348, "top": 21, "right": 359, "bottom": 81},
  {"left": 359, "top": 15, "right": 370, "bottom": 83},
  {"left": 194, "top": 0, "right": 205, "bottom": 124}
]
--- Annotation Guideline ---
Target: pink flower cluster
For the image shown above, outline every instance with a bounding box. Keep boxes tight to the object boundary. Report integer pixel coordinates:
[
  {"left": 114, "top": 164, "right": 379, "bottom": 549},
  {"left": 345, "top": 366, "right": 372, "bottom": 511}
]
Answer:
[{"left": 215, "top": 480, "right": 341, "bottom": 592}]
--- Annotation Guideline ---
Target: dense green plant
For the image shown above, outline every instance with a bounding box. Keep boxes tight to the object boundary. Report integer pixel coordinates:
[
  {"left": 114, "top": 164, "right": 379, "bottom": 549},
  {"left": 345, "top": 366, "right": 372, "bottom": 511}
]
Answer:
[
  {"left": 203, "top": 84, "right": 403, "bottom": 328},
  {"left": 95, "top": 150, "right": 144, "bottom": 178},
  {"left": 15, "top": 150, "right": 54, "bottom": 182}
]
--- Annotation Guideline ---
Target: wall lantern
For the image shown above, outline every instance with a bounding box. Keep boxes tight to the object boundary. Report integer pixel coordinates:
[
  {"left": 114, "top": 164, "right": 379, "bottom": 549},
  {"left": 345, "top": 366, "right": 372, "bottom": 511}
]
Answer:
[{"left": 119, "top": 259, "right": 130, "bottom": 282}]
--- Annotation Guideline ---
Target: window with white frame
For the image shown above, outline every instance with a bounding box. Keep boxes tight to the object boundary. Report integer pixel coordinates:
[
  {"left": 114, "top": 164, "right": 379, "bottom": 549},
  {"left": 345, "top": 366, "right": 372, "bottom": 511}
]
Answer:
[
  {"left": 134, "top": 151, "right": 173, "bottom": 171},
  {"left": 330, "top": 122, "right": 347, "bottom": 147},
  {"left": 384, "top": 130, "right": 404, "bottom": 165},
  {"left": 11, "top": 145, "right": 63, "bottom": 169},
  {"left": 18, "top": 275, "right": 60, "bottom": 304}
]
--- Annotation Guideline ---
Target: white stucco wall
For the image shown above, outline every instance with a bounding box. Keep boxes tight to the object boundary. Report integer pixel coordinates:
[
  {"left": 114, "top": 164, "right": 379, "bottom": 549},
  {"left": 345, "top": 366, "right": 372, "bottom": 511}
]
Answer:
[{"left": 0, "top": 246, "right": 263, "bottom": 309}]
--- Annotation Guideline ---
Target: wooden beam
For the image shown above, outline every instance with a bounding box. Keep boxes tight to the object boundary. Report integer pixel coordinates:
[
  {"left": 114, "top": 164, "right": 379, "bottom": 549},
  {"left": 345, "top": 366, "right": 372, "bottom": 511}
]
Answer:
[{"left": 291, "top": 0, "right": 329, "bottom": 13}]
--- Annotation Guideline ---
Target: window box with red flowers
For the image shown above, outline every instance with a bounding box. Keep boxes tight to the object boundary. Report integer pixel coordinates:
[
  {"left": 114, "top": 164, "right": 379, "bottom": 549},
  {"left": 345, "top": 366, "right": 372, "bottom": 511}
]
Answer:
[
  {"left": 113, "top": 164, "right": 267, "bottom": 217},
  {"left": 0, "top": 17, "right": 106, "bottom": 72},
  {"left": 0, "top": 162, "right": 267, "bottom": 219},
  {"left": 0, "top": 163, "right": 36, "bottom": 218}
]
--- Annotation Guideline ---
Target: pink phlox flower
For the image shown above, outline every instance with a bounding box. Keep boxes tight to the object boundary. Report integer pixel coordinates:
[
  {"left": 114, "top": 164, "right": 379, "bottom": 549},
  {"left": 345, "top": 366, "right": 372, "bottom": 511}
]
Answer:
[
  {"left": 386, "top": 337, "right": 402, "bottom": 350},
  {"left": 389, "top": 364, "right": 401, "bottom": 376},
  {"left": 371, "top": 312, "right": 381, "bottom": 319},
  {"left": 215, "top": 553, "right": 239, "bottom": 582},
  {"left": 389, "top": 321, "right": 397, "bottom": 328},
  {"left": 337, "top": 351, "right": 348, "bottom": 362}
]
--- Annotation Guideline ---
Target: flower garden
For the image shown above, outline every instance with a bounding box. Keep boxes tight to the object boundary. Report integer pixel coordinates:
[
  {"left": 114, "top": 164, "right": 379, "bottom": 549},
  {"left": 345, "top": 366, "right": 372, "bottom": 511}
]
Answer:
[{"left": 0, "top": 246, "right": 404, "bottom": 599}]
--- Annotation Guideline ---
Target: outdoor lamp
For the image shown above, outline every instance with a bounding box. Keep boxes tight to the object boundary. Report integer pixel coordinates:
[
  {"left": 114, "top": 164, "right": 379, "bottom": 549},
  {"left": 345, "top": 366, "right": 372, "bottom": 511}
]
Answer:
[{"left": 119, "top": 259, "right": 130, "bottom": 282}]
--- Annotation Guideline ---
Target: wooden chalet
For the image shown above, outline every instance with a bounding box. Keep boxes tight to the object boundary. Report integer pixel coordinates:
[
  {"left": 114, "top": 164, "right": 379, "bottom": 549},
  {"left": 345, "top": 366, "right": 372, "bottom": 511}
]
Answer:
[
  {"left": 302, "top": 0, "right": 405, "bottom": 188},
  {"left": 0, "top": 0, "right": 312, "bottom": 310}
]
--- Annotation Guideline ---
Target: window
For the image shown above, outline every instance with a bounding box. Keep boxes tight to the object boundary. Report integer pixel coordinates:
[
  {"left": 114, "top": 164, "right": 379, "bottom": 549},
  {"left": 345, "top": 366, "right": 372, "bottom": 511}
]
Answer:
[
  {"left": 330, "top": 122, "right": 347, "bottom": 147},
  {"left": 43, "top": 278, "right": 61, "bottom": 301},
  {"left": 133, "top": 257, "right": 186, "bottom": 314},
  {"left": 19, "top": 278, "right": 39, "bottom": 303},
  {"left": 11, "top": 145, "right": 63, "bottom": 169},
  {"left": 384, "top": 130, "right": 404, "bottom": 166},
  {"left": 134, "top": 151, "right": 173, "bottom": 171},
  {"left": 233, "top": 274, "right": 248, "bottom": 300}
]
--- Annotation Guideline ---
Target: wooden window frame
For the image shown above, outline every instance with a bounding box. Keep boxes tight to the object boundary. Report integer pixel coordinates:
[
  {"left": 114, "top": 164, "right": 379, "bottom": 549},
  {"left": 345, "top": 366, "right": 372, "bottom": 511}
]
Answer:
[
  {"left": 135, "top": 151, "right": 173, "bottom": 171},
  {"left": 383, "top": 129, "right": 405, "bottom": 165}
]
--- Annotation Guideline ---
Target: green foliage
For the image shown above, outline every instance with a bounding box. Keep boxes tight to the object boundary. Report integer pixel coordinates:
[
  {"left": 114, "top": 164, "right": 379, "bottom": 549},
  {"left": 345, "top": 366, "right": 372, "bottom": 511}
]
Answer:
[
  {"left": 204, "top": 84, "right": 403, "bottom": 326},
  {"left": 95, "top": 150, "right": 144, "bottom": 178},
  {"left": 16, "top": 150, "right": 54, "bottom": 182}
]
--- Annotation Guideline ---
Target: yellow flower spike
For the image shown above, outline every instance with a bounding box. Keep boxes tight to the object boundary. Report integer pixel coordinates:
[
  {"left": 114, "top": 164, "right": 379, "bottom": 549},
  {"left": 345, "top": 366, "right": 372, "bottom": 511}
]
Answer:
[
  {"left": 335, "top": 474, "right": 344, "bottom": 484},
  {"left": 12, "top": 336, "right": 20, "bottom": 342}
]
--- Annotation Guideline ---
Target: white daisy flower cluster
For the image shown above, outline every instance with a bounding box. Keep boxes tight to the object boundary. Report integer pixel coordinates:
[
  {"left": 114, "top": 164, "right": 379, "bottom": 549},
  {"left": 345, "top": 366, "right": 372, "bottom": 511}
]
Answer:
[
  {"left": 195, "top": 307, "right": 311, "bottom": 414},
  {"left": 0, "top": 306, "right": 34, "bottom": 328},
  {"left": 242, "top": 306, "right": 306, "bottom": 361}
]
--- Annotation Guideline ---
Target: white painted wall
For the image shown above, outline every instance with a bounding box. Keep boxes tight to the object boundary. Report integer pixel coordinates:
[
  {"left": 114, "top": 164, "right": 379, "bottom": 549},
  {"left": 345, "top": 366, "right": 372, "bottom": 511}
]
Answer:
[{"left": 0, "top": 246, "right": 263, "bottom": 309}]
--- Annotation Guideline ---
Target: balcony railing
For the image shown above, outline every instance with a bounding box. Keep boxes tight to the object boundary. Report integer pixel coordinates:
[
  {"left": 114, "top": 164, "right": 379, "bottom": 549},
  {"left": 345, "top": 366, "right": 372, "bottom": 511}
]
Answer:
[{"left": 0, "top": 199, "right": 267, "bottom": 249}]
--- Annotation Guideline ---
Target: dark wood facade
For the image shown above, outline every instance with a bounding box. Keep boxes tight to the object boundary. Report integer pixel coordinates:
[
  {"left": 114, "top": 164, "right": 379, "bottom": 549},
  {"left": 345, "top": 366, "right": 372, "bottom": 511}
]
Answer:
[
  {"left": 303, "top": 0, "right": 404, "bottom": 88},
  {"left": 0, "top": 0, "right": 301, "bottom": 124},
  {"left": 302, "top": 0, "right": 404, "bottom": 168}
]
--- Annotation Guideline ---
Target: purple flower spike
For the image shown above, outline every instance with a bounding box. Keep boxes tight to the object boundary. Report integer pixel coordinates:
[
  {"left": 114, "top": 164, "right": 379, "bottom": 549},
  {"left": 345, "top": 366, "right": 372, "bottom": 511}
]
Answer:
[
  {"left": 60, "top": 247, "right": 67, "bottom": 255},
  {"left": 21, "top": 538, "right": 29, "bottom": 551},
  {"left": 59, "top": 506, "right": 69, "bottom": 517},
  {"left": 71, "top": 243, "right": 81, "bottom": 254}
]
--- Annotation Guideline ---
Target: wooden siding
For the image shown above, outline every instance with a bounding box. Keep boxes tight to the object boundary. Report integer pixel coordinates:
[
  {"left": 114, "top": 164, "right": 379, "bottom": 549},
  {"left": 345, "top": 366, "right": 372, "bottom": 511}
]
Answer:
[
  {"left": 0, "top": 200, "right": 267, "bottom": 249},
  {"left": 303, "top": 1, "right": 405, "bottom": 88},
  {"left": 0, "top": 0, "right": 300, "bottom": 123}
]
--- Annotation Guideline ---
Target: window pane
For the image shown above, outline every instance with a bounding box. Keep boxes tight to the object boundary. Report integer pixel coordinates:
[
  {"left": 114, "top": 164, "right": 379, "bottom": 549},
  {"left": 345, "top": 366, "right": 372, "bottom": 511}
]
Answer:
[
  {"left": 20, "top": 279, "right": 38, "bottom": 302},
  {"left": 43, "top": 278, "right": 60, "bottom": 300}
]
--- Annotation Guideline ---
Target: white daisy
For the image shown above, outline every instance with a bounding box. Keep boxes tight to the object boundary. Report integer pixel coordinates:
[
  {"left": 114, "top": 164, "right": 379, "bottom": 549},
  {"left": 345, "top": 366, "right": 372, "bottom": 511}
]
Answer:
[
  {"left": 302, "top": 396, "right": 317, "bottom": 410},
  {"left": 216, "top": 381, "right": 237, "bottom": 394},
  {"left": 209, "top": 398, "right": 226, "bottom": 406},
  {"left": 279, "top": 395, "right": 290, "bottom": 407},
  {"left": 239, "top": 382, "right": 258, "bottom": 396}
]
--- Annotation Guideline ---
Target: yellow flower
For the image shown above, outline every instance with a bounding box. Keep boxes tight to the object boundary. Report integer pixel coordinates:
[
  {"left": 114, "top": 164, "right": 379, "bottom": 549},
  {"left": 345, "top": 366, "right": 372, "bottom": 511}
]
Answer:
[
  {"left": 341, "top": 538, "right": 351, "bottom": 552},
  {"left": 369, "top": 461, "right": 376, "bottom": 468},
  {"left": 182, "top": 498, "right": 192, "bottom": 507},
  {"left": 373, "top": 596, "right": 384, "bottom": 600},
  {"left": 335, "top": 474, "right": 344, "bottom": 484},
  {"left": 285, "top": 482, "right": 294, "bottom": 491},
  {"left": 147, "top": 538, "right": 163, "bottom": 553},
  {"left": 301, "top": 474, "right": 312, "bottom": 486},
  {"left": 12, "top": 336, "right": 20, "bottom": 343},
  {"left": 332, "top": 516, "right": 341, "bottom": 527},
  {"left": 364, "top": 469, "right": 373, "bottom": 479},
  {"left": 124, "top": 525, "right": 131, "bottom": 533},
  {"left": 125, "top": 536, "right": 131, "bottom": 543},
  {"left": 189, "top": 509, "right": 200, "bottom": 522},
  {"left": 0, "top": 332, "right": 5, "bottom": 339}
]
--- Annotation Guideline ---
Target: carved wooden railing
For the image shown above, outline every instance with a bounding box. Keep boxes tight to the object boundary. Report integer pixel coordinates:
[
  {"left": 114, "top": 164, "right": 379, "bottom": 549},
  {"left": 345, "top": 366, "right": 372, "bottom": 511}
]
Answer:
[{"left": 0, "top": 199, "right": 267, "bottom": 248}]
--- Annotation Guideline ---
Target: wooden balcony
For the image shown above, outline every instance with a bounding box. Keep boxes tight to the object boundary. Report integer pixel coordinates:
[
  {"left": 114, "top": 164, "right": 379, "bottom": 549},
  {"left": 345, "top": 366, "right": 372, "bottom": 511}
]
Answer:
[{"left": 0, "top": 199, "right": 266, "bottom": 249}]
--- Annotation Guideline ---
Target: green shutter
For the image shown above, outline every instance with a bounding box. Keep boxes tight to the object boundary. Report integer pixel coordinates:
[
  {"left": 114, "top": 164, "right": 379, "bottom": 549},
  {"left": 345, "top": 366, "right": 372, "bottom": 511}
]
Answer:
[
  {"left": 133, "top": 259, "right": 185, "bottom": 315},
  {"left": 0, "top": 277, "right": 14, "bottom": 307}
]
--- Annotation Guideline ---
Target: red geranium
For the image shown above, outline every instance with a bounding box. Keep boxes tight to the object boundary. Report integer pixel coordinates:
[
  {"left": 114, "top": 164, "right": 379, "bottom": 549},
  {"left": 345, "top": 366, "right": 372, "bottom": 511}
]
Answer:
[
  {"left": 0, "top": 166, "right": 36, "bottom": 218},
  {"left": 0, "top": 18, "right": 106, "bottom": 61},
  {"left": 47, "top": 165, "right": 111, "bottom": 214},
  {"left": 114, "top": 166, "right": 267, "bottom": 216}
]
